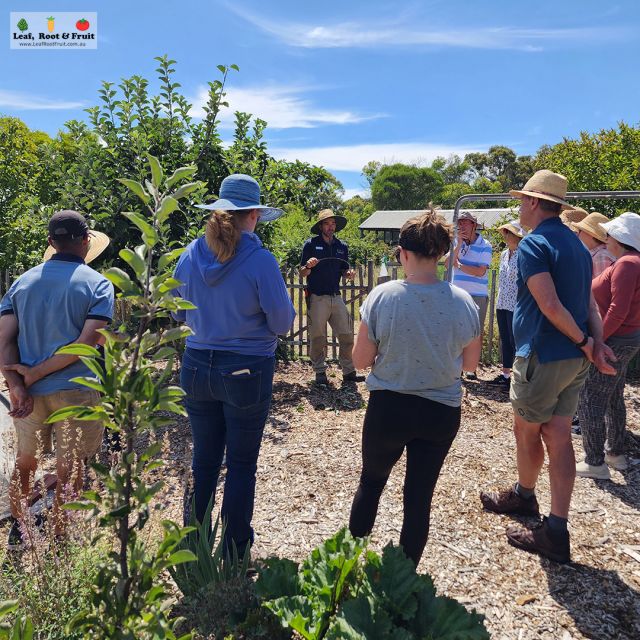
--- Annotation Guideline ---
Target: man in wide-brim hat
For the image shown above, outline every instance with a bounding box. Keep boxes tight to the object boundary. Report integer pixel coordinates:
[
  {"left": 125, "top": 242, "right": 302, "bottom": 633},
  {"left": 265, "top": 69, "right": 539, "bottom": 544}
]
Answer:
[
  {"left": 299, "top": 209, "right": 364, "bottom": 385},
  {"left": 574, "top": 212, "right": 616, "bottom": 278},
  {"left": 480, "top": 170, "right": 616, "bottom": 564},
  {"left": 0, "top": 210, "right": 114, "bottom": 548}
]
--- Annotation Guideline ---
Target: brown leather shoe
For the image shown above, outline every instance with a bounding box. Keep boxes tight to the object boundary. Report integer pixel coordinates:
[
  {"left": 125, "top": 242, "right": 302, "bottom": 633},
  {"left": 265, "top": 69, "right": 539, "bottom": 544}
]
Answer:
[
  {"left": 480, "top": 485, "right": 540, "bottom": 516},
  {"left": 506, "top": 517, "right": 570, "bottom": 564}
]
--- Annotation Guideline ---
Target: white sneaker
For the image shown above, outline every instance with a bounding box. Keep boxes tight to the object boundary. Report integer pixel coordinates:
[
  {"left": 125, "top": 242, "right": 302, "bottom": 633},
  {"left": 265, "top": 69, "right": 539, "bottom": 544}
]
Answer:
[
  {"left": 605, "top": 454, "right": 628, "bottom": 471},
  {"left": 576, "top": 460, "right": 611, "bottom": 480}
]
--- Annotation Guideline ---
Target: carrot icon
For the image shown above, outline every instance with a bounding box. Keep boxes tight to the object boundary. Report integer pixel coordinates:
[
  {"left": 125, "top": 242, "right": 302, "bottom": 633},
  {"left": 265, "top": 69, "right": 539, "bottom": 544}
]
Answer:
[{"left": 47, "top": 16, "right": 55, "bottom": 32}]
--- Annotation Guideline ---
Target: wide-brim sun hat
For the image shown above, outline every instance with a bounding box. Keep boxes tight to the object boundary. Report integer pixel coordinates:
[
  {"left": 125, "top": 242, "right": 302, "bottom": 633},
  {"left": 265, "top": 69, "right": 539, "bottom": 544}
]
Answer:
[
  {"left": 498, "top": 219, "right": 526, "bottom": 238},
  {"left": 509, "top": 170, "right": 572, "bottom": 210},
  {"left": 196, "top": 173, "right": 283, "bottom": 222},
  {"left": 601, "top": 212, "right": 640, "bottom": 252},
  {"left": 573, "top": 212, "right": 609, "bottom": 243},
  {"left": 311, "top": 209, "right": 347, "bottom": 235},
  {"left": 560, "top": 206, "right": 588, "bottom": 228},
  {"left": 43, "top": 230, "right": 111, "bottom": 264}
]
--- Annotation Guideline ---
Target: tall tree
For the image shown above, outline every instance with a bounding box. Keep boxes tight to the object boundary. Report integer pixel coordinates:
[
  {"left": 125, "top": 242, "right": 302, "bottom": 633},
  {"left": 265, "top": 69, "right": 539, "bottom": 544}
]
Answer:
[{"left": 371, "top": 164, "right": 444, "bottom": 210}]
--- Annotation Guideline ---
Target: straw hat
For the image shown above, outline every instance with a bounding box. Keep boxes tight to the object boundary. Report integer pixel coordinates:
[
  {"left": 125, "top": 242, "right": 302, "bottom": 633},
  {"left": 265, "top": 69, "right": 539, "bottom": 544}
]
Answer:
[
  {"left": 311, "top": 209, "right": 347, "bottom": 234},
  {"left": 573, "top": 212, "right": 609, "bottom": 243},
  {"left": 601, "top": 212, "right": 640, "bottom": 252},
  {"left": 560, "top": 206, "right": 588, "bottom": 228},
  {"left": 196, "top": 173, "right": 283, "bottom": 222},
  {"left": 44, "top": 230, "right": 110, "bottom": 264},
  {"left": 43, "top": 210, "right": 110, "bottom": 264},
  {"left": 509, "top": 170, "right": 572, "bottom": 209},
  {"left": 498, "top": 219, "right": 526, "bottom": 238}
]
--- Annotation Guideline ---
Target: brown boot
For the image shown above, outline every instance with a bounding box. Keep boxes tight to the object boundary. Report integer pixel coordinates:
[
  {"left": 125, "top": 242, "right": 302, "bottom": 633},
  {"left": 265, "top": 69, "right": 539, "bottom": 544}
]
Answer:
[
  {"left": 506, "top": 517, "right": 570, "bottom": 563},
  {"left": 480, "top": 484, "right": 540, "bottom": 516}
]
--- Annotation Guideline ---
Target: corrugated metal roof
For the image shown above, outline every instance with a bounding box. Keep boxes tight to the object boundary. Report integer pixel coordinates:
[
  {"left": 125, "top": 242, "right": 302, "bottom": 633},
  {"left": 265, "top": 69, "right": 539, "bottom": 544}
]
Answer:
[{"left": 359, "top": 208, "right": 518, "bottom": 231}]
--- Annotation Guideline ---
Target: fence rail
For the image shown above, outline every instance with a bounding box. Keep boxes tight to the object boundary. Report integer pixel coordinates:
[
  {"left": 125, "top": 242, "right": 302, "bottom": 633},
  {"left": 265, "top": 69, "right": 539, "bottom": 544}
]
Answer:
[{"left": 3, "top": 267, "right": 640, "bottom": 375}]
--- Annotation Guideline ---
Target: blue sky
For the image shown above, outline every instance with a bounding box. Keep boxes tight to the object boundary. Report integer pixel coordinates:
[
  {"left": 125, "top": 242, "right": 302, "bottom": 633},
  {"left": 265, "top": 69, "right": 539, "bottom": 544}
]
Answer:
[{"left": 3, "top": 1, "right": 639, "bottom": 197}]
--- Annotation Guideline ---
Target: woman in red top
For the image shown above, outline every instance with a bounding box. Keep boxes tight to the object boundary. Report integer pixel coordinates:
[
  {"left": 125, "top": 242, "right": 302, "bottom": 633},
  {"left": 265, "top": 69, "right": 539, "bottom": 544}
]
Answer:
[{"left": 576, "top": 212, "right": 640, "bottom": 479}]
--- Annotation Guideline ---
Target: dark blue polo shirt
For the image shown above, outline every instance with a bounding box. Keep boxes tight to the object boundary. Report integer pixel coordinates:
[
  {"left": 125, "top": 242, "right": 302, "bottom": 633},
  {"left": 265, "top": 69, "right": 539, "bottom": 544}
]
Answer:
[
  {"left": 300, "top": 235, "right": 350, "bottom": 295},
  {"left": 513, "top": 217, "right": 592, "bottom": 363}
]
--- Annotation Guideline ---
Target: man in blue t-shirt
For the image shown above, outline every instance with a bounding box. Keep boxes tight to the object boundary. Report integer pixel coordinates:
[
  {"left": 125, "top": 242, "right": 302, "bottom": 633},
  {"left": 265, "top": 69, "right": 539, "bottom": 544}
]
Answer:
[
  {"left": 479, "top": 171, "right": 615, "bottom": 563},
  {"left": 300, "top": 209, "right": 364, "bottom": 385},
  {"left": 0, "top": 210, "right": 113, "bottom": 548}
]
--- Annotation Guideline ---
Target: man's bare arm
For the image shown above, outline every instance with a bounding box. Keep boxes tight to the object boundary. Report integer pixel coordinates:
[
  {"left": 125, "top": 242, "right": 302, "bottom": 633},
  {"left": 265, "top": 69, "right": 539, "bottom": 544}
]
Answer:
[
  {"left": 3, "top": 318, "right": 107, "bottom": 387},
  {"left": 0, "top": 314, "right": 33, "bottom": 417}
]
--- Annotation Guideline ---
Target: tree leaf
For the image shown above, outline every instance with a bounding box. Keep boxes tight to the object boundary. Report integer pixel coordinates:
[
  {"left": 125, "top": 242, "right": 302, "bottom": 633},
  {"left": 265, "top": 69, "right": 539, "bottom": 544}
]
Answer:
[
  {"left": 56, "top": 344, "right": 100, "bottom": 357},
  {"left": 156, "top": 196, "right": 180, "bottom": 225},
  {"left": 146, "top": 153, "right": 164, "bottom": 188},
  {"left": 166, "top": 166, "right": 197, "bottom": 189},
  {"left": 117, "top": 178, "right": 150, "bottom": 203},
  {"left": 119, "top": 248, "right": 147, "bottom": 279}
]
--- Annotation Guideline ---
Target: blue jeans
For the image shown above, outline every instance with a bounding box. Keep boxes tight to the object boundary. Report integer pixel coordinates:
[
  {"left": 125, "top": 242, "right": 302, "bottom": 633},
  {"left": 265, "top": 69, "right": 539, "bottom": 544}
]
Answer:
[{"left": 180, "top": 347, "right": 275, "bottom": 554}]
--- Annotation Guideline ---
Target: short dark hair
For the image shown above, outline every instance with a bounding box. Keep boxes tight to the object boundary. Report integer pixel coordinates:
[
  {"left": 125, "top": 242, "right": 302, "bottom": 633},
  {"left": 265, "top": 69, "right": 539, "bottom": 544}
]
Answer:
[
  {"left": 619, "top": 241, "right": 638, "bottom": 253},
  {"left": 537, "top": 198, "right": 563, "bottom": 215},
  {"left": 51, "top": 236, "right": 86, "bottom": 252}
]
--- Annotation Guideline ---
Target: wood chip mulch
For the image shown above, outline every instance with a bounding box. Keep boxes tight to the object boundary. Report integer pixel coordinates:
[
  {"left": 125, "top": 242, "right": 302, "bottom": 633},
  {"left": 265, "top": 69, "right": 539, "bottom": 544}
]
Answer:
[{"left": 123, "top": 362, "right": 640, "bottom": 639}]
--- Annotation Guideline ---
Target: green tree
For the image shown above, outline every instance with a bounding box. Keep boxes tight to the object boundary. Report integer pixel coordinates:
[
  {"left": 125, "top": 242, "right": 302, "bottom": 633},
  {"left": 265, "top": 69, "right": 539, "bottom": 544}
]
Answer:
[
  {"left": 371, "top": 164, "right": 444, "bottom": 210},
  {"left": 535, "top": 122, "right": 640, "bottom": 216}
]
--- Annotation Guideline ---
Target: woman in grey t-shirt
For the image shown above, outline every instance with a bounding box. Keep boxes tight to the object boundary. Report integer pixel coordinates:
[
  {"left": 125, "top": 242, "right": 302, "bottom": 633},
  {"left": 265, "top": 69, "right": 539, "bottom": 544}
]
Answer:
[{"left": 348, "top": 211, "right": 480, "bottom": 566}]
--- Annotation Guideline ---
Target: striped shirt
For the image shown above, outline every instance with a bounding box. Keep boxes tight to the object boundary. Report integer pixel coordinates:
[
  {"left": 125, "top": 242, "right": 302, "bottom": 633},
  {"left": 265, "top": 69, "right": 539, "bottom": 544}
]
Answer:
[
  {"left": 453, "top": 234, "right": 493, "bottom": 298},
  {"left": 590, "top": 244, "right": 615, "bottom": 279}
]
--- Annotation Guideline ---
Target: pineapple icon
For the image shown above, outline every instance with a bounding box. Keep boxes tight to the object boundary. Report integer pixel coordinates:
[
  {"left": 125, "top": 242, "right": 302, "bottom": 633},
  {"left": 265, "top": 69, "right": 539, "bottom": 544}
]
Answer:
[{"left": 47, "top": 16, "right": 55, "bottom": 32}]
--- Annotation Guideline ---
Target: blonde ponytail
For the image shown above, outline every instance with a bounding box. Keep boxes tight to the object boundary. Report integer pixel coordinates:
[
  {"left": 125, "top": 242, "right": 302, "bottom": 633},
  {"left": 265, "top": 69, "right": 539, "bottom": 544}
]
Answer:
[{"left": 205, "top": 210, "right": 250, "bottom": 263}]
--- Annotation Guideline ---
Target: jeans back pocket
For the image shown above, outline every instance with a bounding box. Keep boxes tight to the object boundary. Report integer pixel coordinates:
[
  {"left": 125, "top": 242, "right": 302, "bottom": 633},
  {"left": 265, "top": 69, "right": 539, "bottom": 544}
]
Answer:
[{"left": 221, "top": 370, "right": 263, "bottom": 408}]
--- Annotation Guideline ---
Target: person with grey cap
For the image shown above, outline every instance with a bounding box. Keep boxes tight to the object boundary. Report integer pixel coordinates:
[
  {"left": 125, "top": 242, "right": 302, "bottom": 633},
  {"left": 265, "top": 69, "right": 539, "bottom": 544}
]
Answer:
[
  {"left": 0, "top": 210, "right": 113, "bottom": 549},
  {"left": 479, "top": 170, "right": 615, "bottom": 564},
  {"left": 299, "top": 209, "right": 364, "bottom": 385},
  {"left": 577, "top": 212, "right": 640, "bottom": 479},
  {"left": 173, "top": 174, "right": 295, "bottom": 556},
  {"left": 443, "top": 211, "right": 492, "bottom": 380}
]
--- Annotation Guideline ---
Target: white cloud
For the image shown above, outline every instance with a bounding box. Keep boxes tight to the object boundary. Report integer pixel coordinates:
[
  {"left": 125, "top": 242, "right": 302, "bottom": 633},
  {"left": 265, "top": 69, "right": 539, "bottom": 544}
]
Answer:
[
  {"left": 189, "top": 85, "right": 384, "bottom": 130},
  {"left": 0, "top": 90, "right": 85, "bottom": 110},
  {"left": 230, "top": 7, "right": 626, "bottom": 51},
  {"left": 270, "top": 142, "right": 481, "bottom": 173},
  {"left": 342, "top": 187, "right": 370, "bottom": 201}
]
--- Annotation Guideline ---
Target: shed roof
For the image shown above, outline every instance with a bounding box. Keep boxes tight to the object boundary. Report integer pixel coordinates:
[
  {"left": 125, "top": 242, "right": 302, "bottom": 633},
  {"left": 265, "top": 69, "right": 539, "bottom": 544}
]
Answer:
[{"left": 359, "top": 208, "right": 517, "bottom": 231}]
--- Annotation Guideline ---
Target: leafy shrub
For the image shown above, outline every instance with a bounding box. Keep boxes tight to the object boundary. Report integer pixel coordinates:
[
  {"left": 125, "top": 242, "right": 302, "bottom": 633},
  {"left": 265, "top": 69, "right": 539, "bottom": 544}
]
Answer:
[
  {"left": 256, "top": 528, "right": 489, "bottom": 640},
  {"left": 170, "top": 500, "right": 250, "bottom": 600}
]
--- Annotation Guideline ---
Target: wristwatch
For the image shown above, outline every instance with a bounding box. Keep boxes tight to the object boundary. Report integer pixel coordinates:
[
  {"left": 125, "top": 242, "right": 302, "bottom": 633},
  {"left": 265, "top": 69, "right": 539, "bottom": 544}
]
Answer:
[{"left": 575, "top": 333, "right": 589, "bottom": 348}]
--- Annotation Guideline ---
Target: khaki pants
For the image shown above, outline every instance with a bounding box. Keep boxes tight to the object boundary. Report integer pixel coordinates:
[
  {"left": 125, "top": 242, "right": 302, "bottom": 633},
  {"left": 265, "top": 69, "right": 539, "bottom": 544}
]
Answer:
[
  {"left": 14, "top": 389, "right": 104, "bottom": 463},
  {"left": 308, "top": 294, "right": 355, "bottom": 374}
]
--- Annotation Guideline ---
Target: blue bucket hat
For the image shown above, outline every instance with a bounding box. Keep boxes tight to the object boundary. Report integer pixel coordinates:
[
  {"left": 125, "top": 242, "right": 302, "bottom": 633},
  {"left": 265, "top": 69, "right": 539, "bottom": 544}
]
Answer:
[{"left": 196, "top": 174, "right": 283, "bottom": 222}]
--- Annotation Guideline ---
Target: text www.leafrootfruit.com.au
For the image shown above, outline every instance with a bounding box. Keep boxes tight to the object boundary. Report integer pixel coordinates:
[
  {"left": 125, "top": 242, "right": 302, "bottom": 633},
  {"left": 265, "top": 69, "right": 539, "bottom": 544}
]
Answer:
[{"left": 15, "top": 40, "right": 89, "bottom": 47}]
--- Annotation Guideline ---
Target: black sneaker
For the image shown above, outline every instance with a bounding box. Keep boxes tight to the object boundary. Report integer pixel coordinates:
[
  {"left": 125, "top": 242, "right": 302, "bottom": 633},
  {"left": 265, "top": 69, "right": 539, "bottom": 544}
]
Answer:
[
  {"left": 315, "top": 372, "right": 329, "bottom": 385},
  {"left": 487, "top": 373, "right": 510, "bottom": 388},
  {"left": 343, "top": 371, "right": 365, "bottom": 382},
  {"left": 571, "top": 424, "right": 582, "bottom": 437},
  {"left": 7, "top": 518, "right": 24, "bottom": 550},
  {"left": 463, "top": 371, "right": 478, "bottom": 381}
]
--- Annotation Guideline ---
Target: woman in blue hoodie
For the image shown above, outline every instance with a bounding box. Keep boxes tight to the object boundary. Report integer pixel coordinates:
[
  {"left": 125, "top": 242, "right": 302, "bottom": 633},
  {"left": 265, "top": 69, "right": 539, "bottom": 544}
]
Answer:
[{"left": 174, "top": 174, "right": 295, "bottom": 555}]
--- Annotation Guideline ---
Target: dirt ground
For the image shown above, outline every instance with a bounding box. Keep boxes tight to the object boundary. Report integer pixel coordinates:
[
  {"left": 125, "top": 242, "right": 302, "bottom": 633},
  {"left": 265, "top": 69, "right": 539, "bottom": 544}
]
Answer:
[
  {"left": 2, "top": 361, "right": 640, "bottom": 639},
  {"left": 157, "top": 361, "right": 640, "bottom": 640}
]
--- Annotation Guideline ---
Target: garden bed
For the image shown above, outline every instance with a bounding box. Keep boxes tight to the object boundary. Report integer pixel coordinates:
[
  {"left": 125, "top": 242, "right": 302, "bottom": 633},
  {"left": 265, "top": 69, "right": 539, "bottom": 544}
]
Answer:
[{"left": 158, "top": 361, "right": 640, "bottom": 640}]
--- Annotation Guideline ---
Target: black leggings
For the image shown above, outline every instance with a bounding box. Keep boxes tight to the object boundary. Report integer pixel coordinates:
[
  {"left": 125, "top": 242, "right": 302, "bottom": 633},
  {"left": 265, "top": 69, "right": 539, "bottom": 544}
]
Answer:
[{"left": 349, "top": 390, "right": 460, "bottom": 566}]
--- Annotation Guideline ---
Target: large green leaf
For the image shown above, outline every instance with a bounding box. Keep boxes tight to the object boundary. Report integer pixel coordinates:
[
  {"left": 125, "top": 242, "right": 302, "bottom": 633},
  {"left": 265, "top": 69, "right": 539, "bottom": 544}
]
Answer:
[
  {"left": 117, "top": 178, "right": 150, "bottom": 203},
  {"left": 411, "top": 590, "right": 489, "bottom": 640},
  {"left": 327, "top": 595, "right": 395, "bottom": 639},
  {"left": 146, "top": 153, "right": 164, "bottom": 188},
  {"left": 255, "top": 557, "right": 300, "bottom": 599},
  {"left": 119, "top": 248, "right": 147, "bottom": 279},
  {"left": 165, "top": 166, "right": 197, "bottom": 189},
  {"left": 122, "top": 212, "right": 159, "bottom": 247},
  {"left": 365, "top": 544, "right": 422, "bottom": 621},
  {"left": 56, "top": 344, "right": 100, "bottom": 357},
  {"left": 156, "top": 196, "right": 180, "bottom": 225}
]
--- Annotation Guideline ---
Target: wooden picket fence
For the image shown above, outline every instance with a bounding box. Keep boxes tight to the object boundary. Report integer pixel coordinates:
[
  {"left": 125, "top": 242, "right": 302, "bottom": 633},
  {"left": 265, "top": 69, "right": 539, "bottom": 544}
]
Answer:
[{"left": 3, "top": 266, "right": 639, "bottom": 375}]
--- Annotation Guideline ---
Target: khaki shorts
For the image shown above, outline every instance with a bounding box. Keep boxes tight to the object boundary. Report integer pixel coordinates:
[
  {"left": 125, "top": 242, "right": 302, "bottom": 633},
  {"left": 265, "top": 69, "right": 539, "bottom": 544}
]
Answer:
[
  {"left": 510, "top": 352, "right": 590, "bottom": 424},
  {"left": 472, "top": 295, "right": 489, "bottom": 330},
  {"left": 14, "top": 389, "right": 103, "bottom": 462}
]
